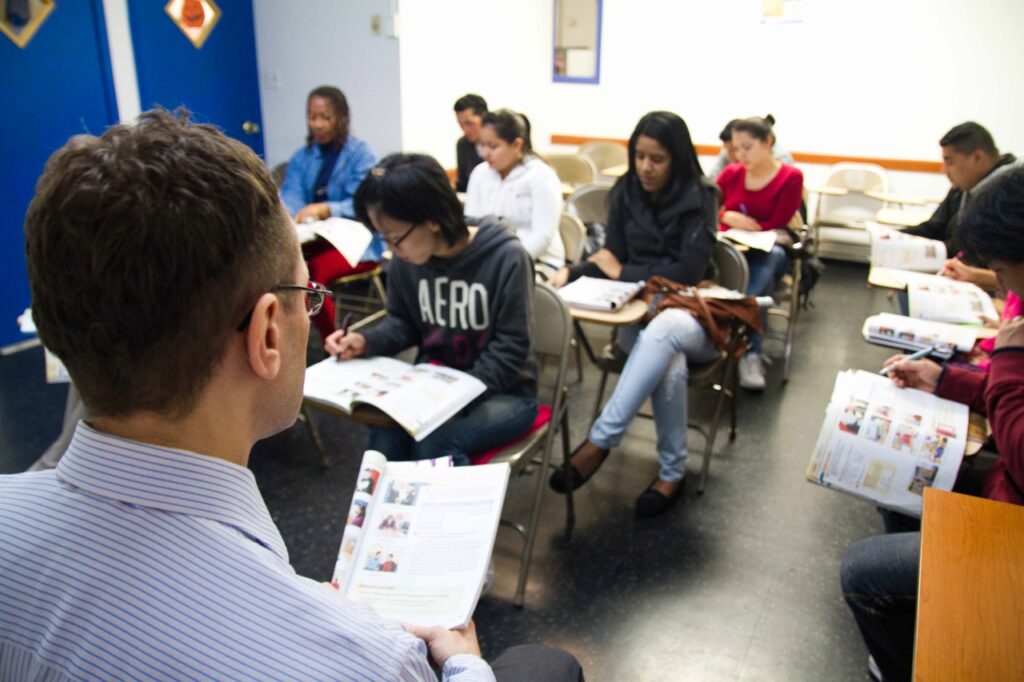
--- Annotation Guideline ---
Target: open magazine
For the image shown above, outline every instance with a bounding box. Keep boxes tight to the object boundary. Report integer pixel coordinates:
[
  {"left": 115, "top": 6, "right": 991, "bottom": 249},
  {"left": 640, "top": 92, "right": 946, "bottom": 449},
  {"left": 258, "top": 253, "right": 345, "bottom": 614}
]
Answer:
[
  {"left": 331, "top": 451, "right": 509, "bottom": 628},
  {"left": 862, "top": 313, "right": 983, "bottom": 360},
  {"left": 806, "top": 370, "right": 968, "bottom": 517},
  {"left": 557, "top": 276, "right": 644, "bottom": 311},
  {"left": 719, "top": 229, "right": 777, "bottom": 252},
  {"left": 295, "top": 217, "right": 373, "bottom": 267},
  {"left": 867, "top": 222, "right": 947, "bottom": 273},
  {"left": 903, "top": 272, "right": 998, "bottom": 324},
  {"left": 304, "top": 357, "right": 486, "bottom": 441}
]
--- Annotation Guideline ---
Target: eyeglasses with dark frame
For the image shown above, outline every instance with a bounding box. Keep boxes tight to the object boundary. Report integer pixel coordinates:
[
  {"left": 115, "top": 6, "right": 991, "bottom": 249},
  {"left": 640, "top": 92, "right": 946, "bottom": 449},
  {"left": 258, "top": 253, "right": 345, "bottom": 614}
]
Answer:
[
  {"left": 236, "top": 281, "right": 332, "bottom": 331},
  {"left": 381, "top": 222, "right": 421, "bottom": 249}
]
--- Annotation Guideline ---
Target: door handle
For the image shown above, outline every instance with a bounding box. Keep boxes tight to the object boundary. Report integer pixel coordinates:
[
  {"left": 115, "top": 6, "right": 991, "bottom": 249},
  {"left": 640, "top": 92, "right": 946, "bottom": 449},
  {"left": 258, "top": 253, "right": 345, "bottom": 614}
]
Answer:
[{"left": 242, "top": 121, "right": 261, "bottom": 135}]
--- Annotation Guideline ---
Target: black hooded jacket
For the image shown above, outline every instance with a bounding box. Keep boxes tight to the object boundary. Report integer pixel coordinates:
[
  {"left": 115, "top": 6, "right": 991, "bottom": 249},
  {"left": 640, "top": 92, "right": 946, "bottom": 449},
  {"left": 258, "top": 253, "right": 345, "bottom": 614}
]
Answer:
[{"left": 361, "top": 216, "right": 537, "bottom": 398}]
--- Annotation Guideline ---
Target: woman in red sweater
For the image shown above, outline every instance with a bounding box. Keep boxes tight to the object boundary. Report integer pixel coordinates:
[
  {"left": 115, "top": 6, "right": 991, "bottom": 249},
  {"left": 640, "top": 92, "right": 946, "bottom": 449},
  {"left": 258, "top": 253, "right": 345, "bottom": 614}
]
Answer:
[
  {"left": 841, "top": 167, "right": 1024, "bottom": 682},
  {"left": 716, "top": 116, "right": 803, "bottom": 389}
]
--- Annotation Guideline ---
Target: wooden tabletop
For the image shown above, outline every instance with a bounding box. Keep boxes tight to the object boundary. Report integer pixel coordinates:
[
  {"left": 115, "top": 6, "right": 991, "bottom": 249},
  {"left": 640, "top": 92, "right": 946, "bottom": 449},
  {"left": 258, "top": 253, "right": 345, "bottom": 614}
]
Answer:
[
  {"left": 915, "top": 489, "right": 1024, "bottom": 680},
  {"left": 569, "top": 298, "right": 646, "bottom": 326},
  {"left": 806, "top": 184, "right": 850, "bottom": 196},
  {"left": 601, "top": 163, "right": 628, "bottom": 177},
  {"left": 875, "top": 208, "right": 929, "bottom": 228}
]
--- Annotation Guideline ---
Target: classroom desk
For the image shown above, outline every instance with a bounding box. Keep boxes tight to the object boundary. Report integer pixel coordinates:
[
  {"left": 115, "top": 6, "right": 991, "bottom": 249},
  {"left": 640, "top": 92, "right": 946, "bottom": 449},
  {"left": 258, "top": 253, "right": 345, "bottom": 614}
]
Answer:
[
  {"left": 915, "top": 489, "right": 1024, "bottom": 680},
  {"left": 863, "top": 190, "right": 929, "bottom": 207},
  {"left": 805, "top": 184, "right": 850, "bottom": 197},
  {"left": 875, "top": 207, "right": 930, "bottom": 228},
  {"left": 568, "top": 298, "right": 647, "bottom": 326},
  {"left": 601, "top": 163, "right": 627, "bottom": 178}
]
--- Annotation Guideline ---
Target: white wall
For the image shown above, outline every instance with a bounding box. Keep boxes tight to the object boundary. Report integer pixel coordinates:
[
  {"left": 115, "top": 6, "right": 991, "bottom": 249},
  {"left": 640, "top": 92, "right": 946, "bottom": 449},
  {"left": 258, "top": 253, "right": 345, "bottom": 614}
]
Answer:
[
  {"left": 253, "top": 0, "right": 402, "bottom": 169},
  {"left": 398, "top": 0, "right": 1024, "bottom": 197}
]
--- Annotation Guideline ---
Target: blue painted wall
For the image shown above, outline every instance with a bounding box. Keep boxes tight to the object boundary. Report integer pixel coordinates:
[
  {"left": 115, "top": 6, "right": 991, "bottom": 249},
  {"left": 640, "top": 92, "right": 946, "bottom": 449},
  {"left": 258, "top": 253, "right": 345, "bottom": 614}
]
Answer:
[{"left": 0, "top": 0, "right": 118, "bottom": 346}]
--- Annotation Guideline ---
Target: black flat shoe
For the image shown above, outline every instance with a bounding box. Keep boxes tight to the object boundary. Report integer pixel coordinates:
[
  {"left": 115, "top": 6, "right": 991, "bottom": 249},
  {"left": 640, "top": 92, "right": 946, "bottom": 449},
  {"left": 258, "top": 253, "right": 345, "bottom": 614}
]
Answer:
[
  {"left": 549, "top": 441, "right": 610, "bottom": 493},
  {"left": 635, "top": 478, "right": 683, "bottom": 518}
]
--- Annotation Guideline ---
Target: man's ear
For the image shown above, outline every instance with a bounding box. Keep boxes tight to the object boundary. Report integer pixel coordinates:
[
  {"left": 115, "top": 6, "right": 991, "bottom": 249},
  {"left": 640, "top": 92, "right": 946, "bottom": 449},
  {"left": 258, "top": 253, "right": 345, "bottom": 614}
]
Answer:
[{"left": 244, "top": 293, "right": 283, "bottom": 381}]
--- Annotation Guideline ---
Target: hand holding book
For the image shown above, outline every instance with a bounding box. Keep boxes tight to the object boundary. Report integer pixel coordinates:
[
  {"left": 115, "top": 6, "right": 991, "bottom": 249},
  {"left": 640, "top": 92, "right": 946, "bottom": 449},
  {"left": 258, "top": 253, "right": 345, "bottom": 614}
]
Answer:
[{"left": 881, "top": 354, "right": 942, "bottom": 392}]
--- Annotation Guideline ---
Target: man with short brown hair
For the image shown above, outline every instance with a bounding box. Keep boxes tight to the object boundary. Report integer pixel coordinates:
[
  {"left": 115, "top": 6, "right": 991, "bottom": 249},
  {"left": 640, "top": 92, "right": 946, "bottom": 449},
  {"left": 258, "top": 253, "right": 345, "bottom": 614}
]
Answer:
[{"left": 1, "top": 110, "right": 582, "bottom": 681}]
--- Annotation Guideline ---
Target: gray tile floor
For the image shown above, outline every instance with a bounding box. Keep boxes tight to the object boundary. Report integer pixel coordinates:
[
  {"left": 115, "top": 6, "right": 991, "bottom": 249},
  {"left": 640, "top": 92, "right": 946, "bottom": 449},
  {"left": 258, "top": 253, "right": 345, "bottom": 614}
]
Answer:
[{"left": 0, "top": 261, "right": 900, "bottom": 681}]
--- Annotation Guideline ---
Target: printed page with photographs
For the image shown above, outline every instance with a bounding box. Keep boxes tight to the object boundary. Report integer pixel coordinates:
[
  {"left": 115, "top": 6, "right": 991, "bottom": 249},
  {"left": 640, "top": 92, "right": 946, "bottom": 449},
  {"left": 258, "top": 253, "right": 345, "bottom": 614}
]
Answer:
[
  {"left": 861, "top": 313, "right": 983, "bottom": 360},
  {"left": 557, "top": 276, "right": 644, "bottom": 311},
  {"left": 806, "top": 370, "right": 968, "bottom": 517},
  {"left": 719, "top": 229, "right": 777, "bottom": 253},
  {"left": 331, "top": 450, "right": 510, "bottom": 628},
  {"left": 304, "top": 357, "right": 487, "bottom": 441},
  {"left": 903, "top": 272, "right": 999, "bottom": 324},
  {"left": 868, "top": 223, "right": 947, "bottom": 273}
]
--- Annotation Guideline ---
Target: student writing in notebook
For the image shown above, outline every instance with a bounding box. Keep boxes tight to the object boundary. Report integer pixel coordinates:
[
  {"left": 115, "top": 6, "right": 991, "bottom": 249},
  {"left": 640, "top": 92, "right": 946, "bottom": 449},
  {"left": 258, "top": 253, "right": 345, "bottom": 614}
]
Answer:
[
  {"left": 841, "top": 167, "right": 1024, "bottom": 682},
  {"left": 0, "top": 109, "right": 589, "bottom": 681},
  {"left": 547, "top": 111, "right": 719, "bottom": 517},
  {"left": 716, "top": 115, "right": 804, "bottom": 390},
  {"left": 463, "top": 109, "right": 565, "bottom": 278},
  {"left": 325, "top": 154, "right": 540, "bottom": 465},
  {"left": 279, "top": 85, "right": 385, "bottom": 343}
]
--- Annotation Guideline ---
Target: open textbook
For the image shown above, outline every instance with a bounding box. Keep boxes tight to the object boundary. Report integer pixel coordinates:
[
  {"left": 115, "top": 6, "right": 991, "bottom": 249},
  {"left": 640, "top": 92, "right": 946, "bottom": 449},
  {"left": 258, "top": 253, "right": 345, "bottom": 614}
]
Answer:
[
  {"left": 902, "top": 272, "right": 998, "bottom": 324},
  {"left": 294, "top": 217, "right": 373, "bottom": 267},
  {"left": 331, "top": 451, "right": 509, "bottom": 628},
  {"left": 304, "top": 357, "right": 486, "bottom": 441},
  {"left": 862, "top": 313, "right": 990, "bottom": 360},
  {"left": 557, "top": 276, "right": 643, "bottom": 311},
  {"left": 806, "top": 370, "right": 968, "bottom": 517},
  {"left": 868, "top": 223, "right": 947, "bottom": 273},
  {"left": 719, "top": 229, "right": 777, "bottom": 253}
]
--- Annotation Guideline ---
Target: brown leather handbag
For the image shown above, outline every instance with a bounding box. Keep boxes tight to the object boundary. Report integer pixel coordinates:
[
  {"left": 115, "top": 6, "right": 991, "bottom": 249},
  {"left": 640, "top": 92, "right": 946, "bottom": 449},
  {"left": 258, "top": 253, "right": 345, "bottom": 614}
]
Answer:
[{"left": 640, "top": 275, "right": 763, "bottom": 353}]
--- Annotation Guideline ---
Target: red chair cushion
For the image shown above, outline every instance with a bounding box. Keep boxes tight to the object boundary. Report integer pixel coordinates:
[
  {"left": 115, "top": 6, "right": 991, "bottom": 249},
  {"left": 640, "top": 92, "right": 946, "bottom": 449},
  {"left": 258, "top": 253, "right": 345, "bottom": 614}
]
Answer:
[{"left": 469, "top": 404, "right": 552, "bottom": 465}]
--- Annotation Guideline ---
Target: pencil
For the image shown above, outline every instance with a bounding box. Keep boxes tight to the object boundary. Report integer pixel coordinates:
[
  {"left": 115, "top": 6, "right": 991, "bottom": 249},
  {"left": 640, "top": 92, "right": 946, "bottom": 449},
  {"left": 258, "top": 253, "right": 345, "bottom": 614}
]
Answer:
[{"left": 336, "top": 312, "right": 352, "bottom": 362}]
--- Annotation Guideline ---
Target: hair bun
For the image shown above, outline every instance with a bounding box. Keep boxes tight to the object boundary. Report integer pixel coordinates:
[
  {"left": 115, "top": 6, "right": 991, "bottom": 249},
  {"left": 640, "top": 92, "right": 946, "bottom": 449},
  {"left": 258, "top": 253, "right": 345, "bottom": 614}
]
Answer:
[{"left": 764, "top": 113, "right": 776, "bottom": 126}]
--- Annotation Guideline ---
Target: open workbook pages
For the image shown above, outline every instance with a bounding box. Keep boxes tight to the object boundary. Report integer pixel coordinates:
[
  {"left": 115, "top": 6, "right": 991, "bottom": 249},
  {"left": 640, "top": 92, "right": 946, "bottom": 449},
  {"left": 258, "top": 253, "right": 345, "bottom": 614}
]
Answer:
[
  {"left": 719, "top": 229, "right": 777, "bottom": 253},
  {"left": 304, "top": 357, "right": 486, "bottom": 441},
  {"left": 557, "top": 276, "right": 643, "bottom": 311},
  {"left": 867, "top": 223, "right": 947, "bottom": 273},
  {"left": 861, "top": 313, "right": 984, "bottom": 360},
  {"left": 331, "top": 450, "right": 509, "bottom": 628},
  {"left": 294, "top": 217, "right": 373, "bottom": 267},
  {"left": 903, "top": 272, "right": 998, "bottom": 324},
  {"left": 806, "top": 370, "right": 968, "bottom": 517}
]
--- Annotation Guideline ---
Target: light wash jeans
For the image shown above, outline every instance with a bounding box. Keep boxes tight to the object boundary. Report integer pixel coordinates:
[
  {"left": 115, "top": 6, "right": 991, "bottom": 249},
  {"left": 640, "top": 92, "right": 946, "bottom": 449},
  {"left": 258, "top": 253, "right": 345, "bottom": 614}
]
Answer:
[
  {"left": 744, "top": 245, "right": 789, "bottom": 354},
  {"left": 588, "top": 309, "right": 718, "bottom": 482},
  {"left": 368, "top": 393, "right": 538, "bottom": 466}
]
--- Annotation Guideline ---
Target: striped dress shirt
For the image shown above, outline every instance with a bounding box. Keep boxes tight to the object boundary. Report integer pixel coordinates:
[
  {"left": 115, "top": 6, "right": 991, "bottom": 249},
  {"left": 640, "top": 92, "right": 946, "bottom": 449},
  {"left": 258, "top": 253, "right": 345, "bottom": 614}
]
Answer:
[{"left": 0, "top": 423, "right": 494, "bottom": 681}]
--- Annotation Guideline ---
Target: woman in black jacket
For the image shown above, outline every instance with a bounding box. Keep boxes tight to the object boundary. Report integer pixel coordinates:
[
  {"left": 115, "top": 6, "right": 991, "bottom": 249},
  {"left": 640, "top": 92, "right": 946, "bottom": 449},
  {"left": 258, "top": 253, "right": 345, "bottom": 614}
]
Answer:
[{"left": 549, "top": 111, "right": 719, "bottom": 517}]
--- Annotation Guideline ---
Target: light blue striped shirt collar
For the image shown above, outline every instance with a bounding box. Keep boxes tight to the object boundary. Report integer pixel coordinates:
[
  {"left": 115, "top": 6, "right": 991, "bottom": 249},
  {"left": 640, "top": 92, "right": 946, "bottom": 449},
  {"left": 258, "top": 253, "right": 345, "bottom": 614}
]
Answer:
[{"left": 55, "top": 421, "right": 289, "bottom": 564}]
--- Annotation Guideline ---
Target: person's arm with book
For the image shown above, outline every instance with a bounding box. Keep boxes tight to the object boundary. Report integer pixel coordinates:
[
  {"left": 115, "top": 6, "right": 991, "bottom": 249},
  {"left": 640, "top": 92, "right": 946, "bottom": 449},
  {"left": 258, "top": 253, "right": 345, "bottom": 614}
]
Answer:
[
  {"left": 941, "top": 258, "right": 1000, "bottom": 291},
  {"left": 548, "top": 192, "right": 627, "bottom": 287},
  {"left": 406, "top": 621, "right": 495, "bottom": 682},
  {"left": 901, "top": 189, "right": 957, "bottom": 242},
  {"left": 515, "top": 166, "right": 563, "bottom": 260}
]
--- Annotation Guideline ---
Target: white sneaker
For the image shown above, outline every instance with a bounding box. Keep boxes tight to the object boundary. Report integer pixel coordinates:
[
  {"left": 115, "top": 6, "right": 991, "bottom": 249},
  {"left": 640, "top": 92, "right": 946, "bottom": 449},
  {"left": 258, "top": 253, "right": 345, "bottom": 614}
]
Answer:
[
  {"left": 738, "top": 353, "right": 766, "bottom": 391},
  {"left": 867, "top": 655, "right": 882, "bottom": 681}
]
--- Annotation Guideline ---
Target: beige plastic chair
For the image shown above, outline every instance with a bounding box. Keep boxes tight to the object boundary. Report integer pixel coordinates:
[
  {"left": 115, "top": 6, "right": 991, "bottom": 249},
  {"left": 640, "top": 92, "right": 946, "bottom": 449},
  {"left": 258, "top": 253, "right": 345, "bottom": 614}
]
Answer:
[
  {"left": 559, "top": 212, "right": 587, "bottom": 265},
  {"left": 546, "top": 154, "right": 598, "bottom": 189},
  {"left": 814, "top": 163, "right": 889, "bottom": 262},
  {"left": 566, "top": 183, "right": 613, "bottom": 227},
  {"left": 579, "top": 141, "right": 628, "bottom": 178}
]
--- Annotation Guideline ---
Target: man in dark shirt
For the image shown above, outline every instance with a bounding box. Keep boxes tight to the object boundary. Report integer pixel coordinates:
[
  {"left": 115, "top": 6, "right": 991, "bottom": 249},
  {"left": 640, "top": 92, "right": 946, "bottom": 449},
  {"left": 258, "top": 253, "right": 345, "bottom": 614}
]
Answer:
[
  {"left": 903, "top": 121, "right": 1020, "bottom": 254},
  {"left": 453, "top": 93, "right": 487, "bottom": 192}
]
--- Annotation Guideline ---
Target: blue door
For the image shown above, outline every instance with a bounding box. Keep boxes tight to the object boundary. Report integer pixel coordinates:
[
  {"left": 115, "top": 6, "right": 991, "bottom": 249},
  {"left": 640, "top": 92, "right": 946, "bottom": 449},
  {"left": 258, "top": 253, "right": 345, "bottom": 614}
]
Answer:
[
  {"left": 0, "top": 0, "right": 118, "bottom": 346},
  {"left": 127, "top": 0, "right": 264, "bottom": 156}
]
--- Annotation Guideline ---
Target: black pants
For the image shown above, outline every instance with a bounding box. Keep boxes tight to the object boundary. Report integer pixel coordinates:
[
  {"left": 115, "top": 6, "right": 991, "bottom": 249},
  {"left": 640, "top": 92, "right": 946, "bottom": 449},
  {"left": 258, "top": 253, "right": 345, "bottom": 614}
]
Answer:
[{"left": 491, "top": 645, "right": 585, "bottom": 682}]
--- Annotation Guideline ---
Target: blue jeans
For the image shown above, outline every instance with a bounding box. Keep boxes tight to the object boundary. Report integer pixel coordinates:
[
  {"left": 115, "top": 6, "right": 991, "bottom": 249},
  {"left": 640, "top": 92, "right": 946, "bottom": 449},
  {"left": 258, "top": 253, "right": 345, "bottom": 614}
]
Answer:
[
  {"left": 368, "top": 393, "right": 538, "bottom": 466},
  {"left": 840, "top": 532, "right": 920, "bottom": 682},
  {"left": 589, "top": 309, "right": 718, "bottom": 482},
  {"left": 744, "top": 245, "right": 789, "bottom": 354}
]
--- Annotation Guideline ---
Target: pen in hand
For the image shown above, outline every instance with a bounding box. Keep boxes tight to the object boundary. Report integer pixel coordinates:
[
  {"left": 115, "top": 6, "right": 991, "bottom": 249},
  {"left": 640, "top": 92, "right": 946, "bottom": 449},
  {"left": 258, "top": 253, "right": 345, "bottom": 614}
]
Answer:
[
  {"left": 879, "top": 345, "right": 936, "bottom": 376},
  {"left": 335, "top": 312, "right": 352, "bottom": 362}
]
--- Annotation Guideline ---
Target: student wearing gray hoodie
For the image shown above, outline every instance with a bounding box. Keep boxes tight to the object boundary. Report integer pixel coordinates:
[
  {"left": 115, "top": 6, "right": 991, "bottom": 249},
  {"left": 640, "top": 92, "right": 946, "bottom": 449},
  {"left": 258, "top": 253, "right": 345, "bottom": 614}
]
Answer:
[{"left": 325, "top": 153, "right": 538, "bottom": 465}]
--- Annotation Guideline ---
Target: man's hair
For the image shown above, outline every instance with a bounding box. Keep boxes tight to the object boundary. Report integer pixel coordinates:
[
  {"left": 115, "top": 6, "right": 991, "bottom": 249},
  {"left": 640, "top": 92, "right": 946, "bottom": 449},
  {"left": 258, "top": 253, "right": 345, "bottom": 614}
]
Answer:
[
  {"left": 354, "top": 153, "right": 468, "bottom": 247},
  {"left": 25, "top": 109, "right": 295, "bottom": 418},
  {"left": 453, "top": 93, "right": 487, "bottom": 116},
  {"left": 959, "top": 166, "right": 1024, "bottom": 265},
  {"left": 940, "top": 121, "right": 998, "bottom": 157}
]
